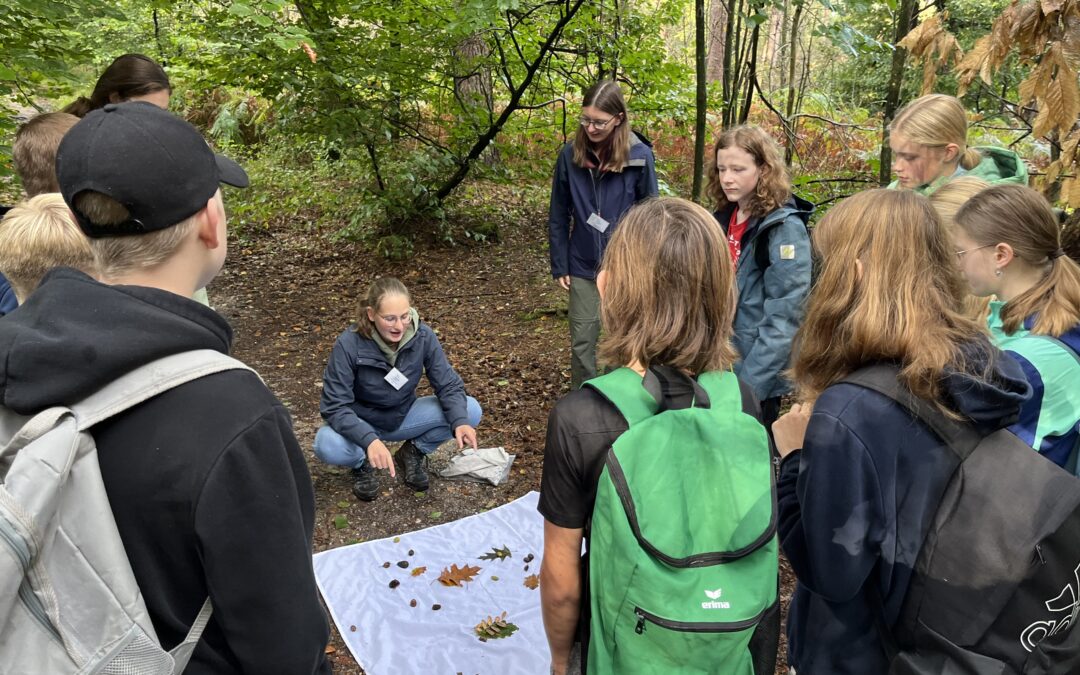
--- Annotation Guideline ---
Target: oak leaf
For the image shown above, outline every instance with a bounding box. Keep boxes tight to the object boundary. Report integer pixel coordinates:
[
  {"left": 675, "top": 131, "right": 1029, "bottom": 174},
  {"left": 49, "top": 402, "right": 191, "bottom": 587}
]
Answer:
[
  {"left": 523, "top": 574, "right": 540, "bottom": 590},
  {"left": 479, "top": 545, "right": 512, "bottom": 561},
  {"left": 438, "top": 563, "right": 482, "bottom": 587}
]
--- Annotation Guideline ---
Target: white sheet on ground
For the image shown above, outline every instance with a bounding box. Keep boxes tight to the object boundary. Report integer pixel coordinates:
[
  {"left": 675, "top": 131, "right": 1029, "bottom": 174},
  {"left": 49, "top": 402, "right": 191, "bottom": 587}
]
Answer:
[{"left": 313, "top": 491, "right": 547, "bottom": 675}]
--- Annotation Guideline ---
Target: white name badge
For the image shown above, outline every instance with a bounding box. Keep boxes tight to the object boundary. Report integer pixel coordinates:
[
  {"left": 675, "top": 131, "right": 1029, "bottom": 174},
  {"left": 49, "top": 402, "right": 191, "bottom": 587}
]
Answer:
[
  {"left": 384, "top": 367, "right": 409, "bottom": 390},
  {"left": 587, "top": 212, "right": 610, "bottom": 233}
]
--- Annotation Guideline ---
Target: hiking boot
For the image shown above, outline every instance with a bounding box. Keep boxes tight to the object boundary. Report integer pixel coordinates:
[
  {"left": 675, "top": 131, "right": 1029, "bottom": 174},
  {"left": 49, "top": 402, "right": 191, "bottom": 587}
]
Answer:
[
  {"left": 351, "top": 463, "right": 379, "bottom": 502},
  {"left": 395, "top": 440, "right": 429, "bottom": 491}
]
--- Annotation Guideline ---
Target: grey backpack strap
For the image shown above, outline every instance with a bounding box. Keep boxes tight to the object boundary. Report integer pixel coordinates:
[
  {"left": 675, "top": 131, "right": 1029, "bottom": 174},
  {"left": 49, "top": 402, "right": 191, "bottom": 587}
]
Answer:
[
  {"left": 840, "top": 364, "right": 983, "bottom": 461},
  {"left": 70, "top": 349, "right": 255, "bottom": 431},
  {"left": 168, "top": 597, "right": 214, "bottom": 674}
]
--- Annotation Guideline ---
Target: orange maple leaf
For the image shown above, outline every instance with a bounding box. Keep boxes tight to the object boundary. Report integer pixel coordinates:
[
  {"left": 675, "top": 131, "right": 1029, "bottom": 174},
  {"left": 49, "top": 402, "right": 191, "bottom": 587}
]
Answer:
[
  {"left": 438, "top": 563, "right": 482, "bottom": 587},
  {"left": 411, "top": 566, "right": 427, "bottom": 577}
]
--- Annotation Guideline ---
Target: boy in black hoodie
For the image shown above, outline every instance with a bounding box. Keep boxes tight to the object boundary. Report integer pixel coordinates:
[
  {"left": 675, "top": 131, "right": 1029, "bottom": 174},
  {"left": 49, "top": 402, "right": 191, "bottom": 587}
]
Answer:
[{"left": 0, "top": 102, "right": 331, "bottom": 674}]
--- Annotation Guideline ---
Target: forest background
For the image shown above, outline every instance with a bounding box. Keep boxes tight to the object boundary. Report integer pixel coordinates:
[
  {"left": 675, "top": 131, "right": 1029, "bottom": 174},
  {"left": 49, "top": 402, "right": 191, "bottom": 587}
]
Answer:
[{"left": 6, "top": 0, "right": 1080, "bottom": 246}]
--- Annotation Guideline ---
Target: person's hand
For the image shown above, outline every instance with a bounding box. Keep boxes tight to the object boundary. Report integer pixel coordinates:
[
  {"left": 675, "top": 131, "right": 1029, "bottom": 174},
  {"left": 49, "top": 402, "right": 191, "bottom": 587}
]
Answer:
[
  {"left": 366, "top": 439, "right": 396, "bottom": 477},
  {"left": 557, "top": 275, "right": 571, "bottom": 291},
  {"left": 455, "top": 424, "right": 478, "bottom": 450},
  {"left": 772, "top": 403, "right": 812, "bottom": 459}
]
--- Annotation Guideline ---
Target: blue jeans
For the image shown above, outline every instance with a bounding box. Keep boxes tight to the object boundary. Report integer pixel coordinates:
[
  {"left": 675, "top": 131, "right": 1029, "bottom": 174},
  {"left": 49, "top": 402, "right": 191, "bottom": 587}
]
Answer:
[{"left": 313, "top": 396, "right": 482, "bottom": 469}]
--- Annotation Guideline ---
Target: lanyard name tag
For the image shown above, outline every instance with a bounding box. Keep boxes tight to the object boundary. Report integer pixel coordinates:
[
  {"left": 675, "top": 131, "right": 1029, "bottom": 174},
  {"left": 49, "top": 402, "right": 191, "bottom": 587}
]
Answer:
[
  {"left": 587, "top": 212, "right": 610, "bottom": 233},
  {"left": 384, "top": 367, "right": 409, "bottom": 390}
]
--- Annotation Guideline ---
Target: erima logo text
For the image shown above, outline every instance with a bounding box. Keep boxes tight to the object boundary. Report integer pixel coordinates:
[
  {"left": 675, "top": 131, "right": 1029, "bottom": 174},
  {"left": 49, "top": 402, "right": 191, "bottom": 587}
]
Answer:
[{"left": 701, "top": 588, "right": 730, "bottom": 610}]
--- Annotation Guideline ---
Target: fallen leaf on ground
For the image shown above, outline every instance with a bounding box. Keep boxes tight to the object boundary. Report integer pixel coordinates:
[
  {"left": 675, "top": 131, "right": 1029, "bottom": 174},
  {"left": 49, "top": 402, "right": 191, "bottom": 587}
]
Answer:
[
  {"left": 325, "top": 645, "right": 337, "bottom": 654},
  {"left": 523, "top": 574, "right": 540, "bottom": 590},
  {"left": 411, "top": 566, "right": 427, "bottom": 577},
  {"left": 438, "top": 563, "right": 482, "bottom": 587}
]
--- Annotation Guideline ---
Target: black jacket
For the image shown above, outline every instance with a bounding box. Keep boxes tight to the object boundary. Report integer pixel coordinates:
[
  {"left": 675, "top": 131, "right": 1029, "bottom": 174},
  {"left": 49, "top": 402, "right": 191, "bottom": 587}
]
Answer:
[
  {"left": 778, "top": 341, "right": 1030, "bottom": 674},
  {"left": 0, "top": 268, "right": 331, "bottom": 675}
]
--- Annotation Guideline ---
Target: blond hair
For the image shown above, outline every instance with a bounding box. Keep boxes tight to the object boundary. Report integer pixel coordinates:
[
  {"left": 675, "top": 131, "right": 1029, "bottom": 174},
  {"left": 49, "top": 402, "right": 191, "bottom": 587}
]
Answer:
[
  {"left": 572, "top": 81, "right": 632, "bottom": 172},
  {"left": 598, "top": 197, "right": 739, "bottom": 374},
  {"left": 0, "top": 194, "right": 95, "bottom": 302},
  {"left": 13, "top": 113, "right": 80, "bottom": 197},
  {"left": 354, "top": 277, "right": 411, "bottom": 338},
  {"left": 73, "top": 192, "right": 200, "bottom": 278},
  {"left": 954, "top": 184, "right": 1080, "bottom": 337},
  {"left": 790, "top": 189, "right": 990, "bottom": 413},
  {"left": 890, "top": 94, "right": 982, "bottom": 170},
  {"left": 705, "top": 125, "right": 792, "bottom": 217},
  {"left": 930, "top": 176, "right": 993, "bottom": 321}
]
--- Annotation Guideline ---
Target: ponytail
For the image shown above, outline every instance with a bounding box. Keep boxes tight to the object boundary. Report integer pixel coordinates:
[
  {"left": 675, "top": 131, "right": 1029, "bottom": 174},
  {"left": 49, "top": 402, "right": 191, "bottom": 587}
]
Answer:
[
  {"left": 1004, "top": 254, "right": 1080, "bottom": 336},
  {"left": 959, "top": 146, "right": 982, "bottom": 171}
]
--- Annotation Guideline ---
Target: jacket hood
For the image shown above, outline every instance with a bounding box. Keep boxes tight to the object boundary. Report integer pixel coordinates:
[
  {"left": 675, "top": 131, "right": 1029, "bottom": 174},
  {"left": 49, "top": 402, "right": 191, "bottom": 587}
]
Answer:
[
  {"left": 940, "top": 338, "right": 1032, "bottom": 435},
  {"left": 715, "top": 195, "right": 814, "bottom": 234},
  {"left": 0, "top": 267, "right": 232, "bottom": 414}
]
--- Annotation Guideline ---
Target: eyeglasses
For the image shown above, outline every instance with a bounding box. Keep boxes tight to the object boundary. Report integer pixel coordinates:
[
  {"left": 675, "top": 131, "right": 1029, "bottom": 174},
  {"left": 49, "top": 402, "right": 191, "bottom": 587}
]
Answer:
[
  {"left": 955, "top": 244, "right": 994, "bottom": 261},
  {"left": 579, "top": 115, "right": 618, "bottom": 130}
]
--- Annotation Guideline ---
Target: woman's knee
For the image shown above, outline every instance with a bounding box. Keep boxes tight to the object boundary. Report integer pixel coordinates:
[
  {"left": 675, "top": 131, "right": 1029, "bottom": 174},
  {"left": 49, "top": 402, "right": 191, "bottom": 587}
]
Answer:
[
  {"left": 466, "top": 396, "right": 483, "bottom": 427},
  {"left": 313, "top": 426, "right": 365, "bottom": 467}
]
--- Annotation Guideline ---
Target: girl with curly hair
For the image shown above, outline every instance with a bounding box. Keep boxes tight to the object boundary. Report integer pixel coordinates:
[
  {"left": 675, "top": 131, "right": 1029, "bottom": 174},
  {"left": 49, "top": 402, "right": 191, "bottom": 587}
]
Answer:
[{"left": 707, "top": 125, "right": 813, "bottom": 428}]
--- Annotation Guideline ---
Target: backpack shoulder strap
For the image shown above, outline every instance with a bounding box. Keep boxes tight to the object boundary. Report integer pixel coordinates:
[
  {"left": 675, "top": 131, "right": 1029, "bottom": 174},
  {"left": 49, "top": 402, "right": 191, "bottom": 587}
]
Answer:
[
  {"left": 584, "top": 367, "right": 657, "bottom": 426},
  {"left": 70, "top": 349, "right": 255, "bottom": 431},
  {"left": 840, "top": 364, "right": 983, "bottom": 461},
  {"left": 1026, "top": 334, "right": 1080, "bottom": 366}
]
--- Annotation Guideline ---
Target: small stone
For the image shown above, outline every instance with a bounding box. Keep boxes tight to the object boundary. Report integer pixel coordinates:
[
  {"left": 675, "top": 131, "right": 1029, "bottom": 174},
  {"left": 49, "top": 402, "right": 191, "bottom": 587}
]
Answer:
[
  {"left": 389, "top": 580, "right": 400, "bottom": 589},
  {"left": 397, "top": 561, "right": 409, "bottom": 568},
  {"left": 524, "top": 553, "right": 535, "bottom": 563},
  {"left": 432, "top": 603, "right": 442, "bottom": 611},
  {"left": 409, "top": 599, "right": 417, "bottom": 607},
  {"left": 408, "top": 549, "right": 415, "bottom": 556},
  {"left": 491, "top": 575, "right": 500, "bottom": 581},
  {"left": 349, "top": 625, "right": 357, "bottom": 632},
  {"left": 524, "top": 565, "right": 529, "bottom": 572},
  {"left": 382, "top": 562, "right": 391, "bottom": 568}
]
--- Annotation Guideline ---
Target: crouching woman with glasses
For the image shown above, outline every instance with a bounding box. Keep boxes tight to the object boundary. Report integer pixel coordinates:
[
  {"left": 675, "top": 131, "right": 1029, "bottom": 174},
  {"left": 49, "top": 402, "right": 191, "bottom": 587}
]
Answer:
[{"left": 548, "top": 80, "right": 658, "bottom": 389}]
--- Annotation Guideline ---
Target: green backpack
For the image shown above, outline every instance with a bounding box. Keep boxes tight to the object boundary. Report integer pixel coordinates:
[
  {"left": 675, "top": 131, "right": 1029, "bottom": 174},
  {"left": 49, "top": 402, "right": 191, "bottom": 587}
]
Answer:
[{"left": 585, "top": 367, "right": 778, "bottom": 675}]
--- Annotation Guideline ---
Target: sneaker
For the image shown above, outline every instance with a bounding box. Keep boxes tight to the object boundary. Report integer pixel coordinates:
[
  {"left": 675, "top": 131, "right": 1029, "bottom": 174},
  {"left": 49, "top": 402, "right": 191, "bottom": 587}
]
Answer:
[
  {"left": 394, "top": 440, "right": 429, "bottom": 492},
  {"left": 351, "top": 463, "right": 379, "bottom": 502}
]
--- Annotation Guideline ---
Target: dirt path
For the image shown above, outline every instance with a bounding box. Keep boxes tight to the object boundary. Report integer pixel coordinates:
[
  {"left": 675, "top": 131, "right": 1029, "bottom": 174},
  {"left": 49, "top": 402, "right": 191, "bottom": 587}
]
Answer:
[{"left": 211, "top": 184, "right": 793, "bottom": 673}]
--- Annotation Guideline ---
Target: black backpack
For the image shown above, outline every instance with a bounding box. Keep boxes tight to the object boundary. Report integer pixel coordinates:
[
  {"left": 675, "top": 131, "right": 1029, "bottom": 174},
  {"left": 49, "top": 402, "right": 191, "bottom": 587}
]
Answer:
[{"left": 843, "top": 365, "right": 1080, "bottom": 674}]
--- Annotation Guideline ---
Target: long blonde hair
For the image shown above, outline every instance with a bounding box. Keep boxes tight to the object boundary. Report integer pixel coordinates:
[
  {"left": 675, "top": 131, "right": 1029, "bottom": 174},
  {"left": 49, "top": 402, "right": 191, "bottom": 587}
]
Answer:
[
  {"left": 790, "top": 189, "right": 988, "bottom": 411},
  {"left": 599, "top": 197, "right": 739, "bottom": 373},
  {"left": 891, "top": 94, "right": 981, "bottom": 170},
  {"left": 929, "top": 176, "right": 993, "bottom": 321},
  {"left": 572, "top": 81, "right": 632, "bottom": 173},
  {"left": 953, "top": 184, "right": 1080, "bottom": 337},
  {"left": 705, "top": 125, "right": 792, "bottom": 217}
]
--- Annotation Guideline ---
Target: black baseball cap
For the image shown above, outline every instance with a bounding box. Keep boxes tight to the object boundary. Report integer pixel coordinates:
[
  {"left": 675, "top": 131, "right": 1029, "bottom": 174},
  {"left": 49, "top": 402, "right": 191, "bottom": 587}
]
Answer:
[{"left": 56, "top": 101, "right": 249, "bottom": 238}]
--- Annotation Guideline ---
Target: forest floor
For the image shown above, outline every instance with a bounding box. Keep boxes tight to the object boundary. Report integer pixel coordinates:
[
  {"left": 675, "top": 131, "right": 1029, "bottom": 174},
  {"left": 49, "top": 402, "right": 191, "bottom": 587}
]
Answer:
[{"left": 212, "top": 182, "right": 794, "bottom": 674}]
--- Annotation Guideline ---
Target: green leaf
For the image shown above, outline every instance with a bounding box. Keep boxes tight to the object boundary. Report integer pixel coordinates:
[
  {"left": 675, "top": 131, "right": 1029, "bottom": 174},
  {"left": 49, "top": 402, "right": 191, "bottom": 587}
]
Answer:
[
  {"left": 429, "top": 511, "right": 442, "bottom": 519},
  {"left": 333, "top": 515, "right": 349, "bottom": 529},
  {"left": 337, "top": 500, "right": 350, "bottom": 508}
]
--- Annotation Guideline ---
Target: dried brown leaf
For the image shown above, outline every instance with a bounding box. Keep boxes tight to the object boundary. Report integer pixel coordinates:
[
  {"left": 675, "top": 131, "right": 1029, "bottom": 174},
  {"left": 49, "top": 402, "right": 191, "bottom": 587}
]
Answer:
[
  {"left": 438, "top": 563, "right": 482, "bottom": 587},
  {"left": 523, "top": 574, "right": 540, "bottom": 590},
  {"left": 411, "top": 566, "right": 428, "bottom": 577}
]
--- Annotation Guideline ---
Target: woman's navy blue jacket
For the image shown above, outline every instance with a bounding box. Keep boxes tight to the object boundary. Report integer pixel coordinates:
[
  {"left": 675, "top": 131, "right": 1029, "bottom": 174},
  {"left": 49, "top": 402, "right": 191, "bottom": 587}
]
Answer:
[
  {"left": 778, "top": 344, "right": 1030, "bottom": 674},
  {"left": 547, "top": 131, "right": 658, "bottom": 281},
  {"left": 319, "top": 322, "right": 468, "bottom": 450}
]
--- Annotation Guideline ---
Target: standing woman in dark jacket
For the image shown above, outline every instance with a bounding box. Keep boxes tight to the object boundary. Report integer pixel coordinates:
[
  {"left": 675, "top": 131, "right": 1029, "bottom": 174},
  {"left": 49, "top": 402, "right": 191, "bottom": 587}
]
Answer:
[
  {"left": 707, "top": 125, "right": 812, "bottom": 427},
  {"left": 314, "top": 277, "right": 482, "bottom": 501},
  {"left": 771, "top": 190, "right": 1030, "bottom": 674},
  {"left": 548, "top": 80, "right": 658, "bottom": 389}
]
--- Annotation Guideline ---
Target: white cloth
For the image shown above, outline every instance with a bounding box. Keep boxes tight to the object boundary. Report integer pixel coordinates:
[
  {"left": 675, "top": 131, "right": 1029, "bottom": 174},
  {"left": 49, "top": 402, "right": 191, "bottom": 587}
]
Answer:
[
  {"left": 439, "top": 446, "right": 516, "bottom": 486},
  {"left": 313, "top": 492, "right": 547, "bottom": 674}
]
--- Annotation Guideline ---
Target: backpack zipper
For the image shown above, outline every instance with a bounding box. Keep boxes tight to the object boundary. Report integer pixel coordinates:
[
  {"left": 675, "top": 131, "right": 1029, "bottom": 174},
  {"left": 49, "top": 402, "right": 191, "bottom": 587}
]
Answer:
[
  {"left": 0, "top": 517, "right": 63, "bottom": 643},
  {"left": 633, "top": 606, "right": 765, "bottom": 634}
]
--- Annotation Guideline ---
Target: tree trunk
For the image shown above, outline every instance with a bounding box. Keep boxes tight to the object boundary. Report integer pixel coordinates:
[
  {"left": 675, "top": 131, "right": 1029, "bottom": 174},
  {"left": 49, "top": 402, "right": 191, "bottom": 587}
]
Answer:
[
  {"left": 706, "top": 0, "right": 727, "bottom": 82},
  {"left": 693, "top": 0, "right": 708, "bottom": 201},
  {"left": 879, "top": 0, "right": 917, "bottom": 185},
  {"left": 453, "top": 32, "right": 498, "bottom": 166}
]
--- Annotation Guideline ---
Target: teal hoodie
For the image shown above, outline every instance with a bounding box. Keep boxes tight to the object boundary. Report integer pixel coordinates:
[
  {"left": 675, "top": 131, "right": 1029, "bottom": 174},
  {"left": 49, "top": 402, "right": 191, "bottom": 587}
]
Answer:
[
  {"left": 987, "top": 301, "right": 1080, "bottom": 471},
  {"left": 887, "top": 145, "right": 1028, "bottom": 195}
]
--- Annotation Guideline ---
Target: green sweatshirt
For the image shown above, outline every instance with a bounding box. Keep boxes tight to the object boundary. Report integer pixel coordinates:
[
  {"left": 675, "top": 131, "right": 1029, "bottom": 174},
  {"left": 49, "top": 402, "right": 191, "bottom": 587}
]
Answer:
[{"left": 887, "top": 146, "right": 1029, "bottom": 195}]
